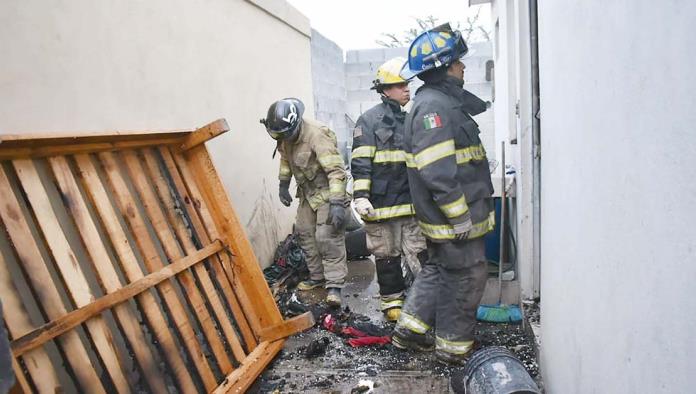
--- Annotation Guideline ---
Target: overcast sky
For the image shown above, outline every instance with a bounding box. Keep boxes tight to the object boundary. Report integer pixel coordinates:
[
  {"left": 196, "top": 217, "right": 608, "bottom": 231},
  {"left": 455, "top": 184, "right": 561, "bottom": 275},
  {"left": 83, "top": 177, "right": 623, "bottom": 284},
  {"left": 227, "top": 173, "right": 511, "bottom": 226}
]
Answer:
[{"left": 286, "top": 0, "right": 492, "bottom": 51}]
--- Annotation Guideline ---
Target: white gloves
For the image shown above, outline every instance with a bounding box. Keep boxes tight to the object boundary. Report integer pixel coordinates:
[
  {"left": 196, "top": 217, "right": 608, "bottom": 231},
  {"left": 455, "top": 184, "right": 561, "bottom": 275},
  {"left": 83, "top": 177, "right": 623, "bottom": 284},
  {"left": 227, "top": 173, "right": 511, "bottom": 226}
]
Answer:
[{"left": 354, "top": 197, "right": 375, "bottom": 217}]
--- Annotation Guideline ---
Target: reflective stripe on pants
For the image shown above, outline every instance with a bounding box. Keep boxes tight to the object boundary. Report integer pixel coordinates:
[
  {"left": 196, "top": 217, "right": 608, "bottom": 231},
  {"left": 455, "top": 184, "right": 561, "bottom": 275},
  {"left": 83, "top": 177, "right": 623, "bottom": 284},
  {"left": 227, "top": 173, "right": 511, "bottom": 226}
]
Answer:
[{"left": 397, "top": 238, "right": 488, "bottom": 352}]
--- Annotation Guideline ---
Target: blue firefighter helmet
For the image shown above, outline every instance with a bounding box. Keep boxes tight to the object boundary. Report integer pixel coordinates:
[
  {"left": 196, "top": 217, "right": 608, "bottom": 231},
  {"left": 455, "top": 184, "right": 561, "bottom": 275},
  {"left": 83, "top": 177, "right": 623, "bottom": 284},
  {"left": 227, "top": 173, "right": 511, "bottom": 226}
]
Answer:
[{"left": 400, "top": 23, "right": 468, "bottom": 79}]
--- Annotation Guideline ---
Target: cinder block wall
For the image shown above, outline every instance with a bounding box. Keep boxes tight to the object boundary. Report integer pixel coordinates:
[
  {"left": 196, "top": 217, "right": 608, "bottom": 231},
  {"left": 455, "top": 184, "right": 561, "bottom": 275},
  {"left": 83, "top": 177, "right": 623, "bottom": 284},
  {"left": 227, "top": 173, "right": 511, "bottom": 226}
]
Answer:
[{"left": 310, "top": 30, "right": 350, "bottom": 160}]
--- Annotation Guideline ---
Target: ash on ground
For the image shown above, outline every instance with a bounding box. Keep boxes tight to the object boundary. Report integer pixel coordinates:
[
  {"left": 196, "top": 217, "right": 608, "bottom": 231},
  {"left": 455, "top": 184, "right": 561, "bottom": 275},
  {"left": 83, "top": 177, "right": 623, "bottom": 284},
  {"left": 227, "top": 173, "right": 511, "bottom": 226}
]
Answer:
[
  {"left": 250, "top": 297, "right": 538, "bottom": 393},
  {"left": 251, "top": 256, "right": 540, "bottom": 393}
]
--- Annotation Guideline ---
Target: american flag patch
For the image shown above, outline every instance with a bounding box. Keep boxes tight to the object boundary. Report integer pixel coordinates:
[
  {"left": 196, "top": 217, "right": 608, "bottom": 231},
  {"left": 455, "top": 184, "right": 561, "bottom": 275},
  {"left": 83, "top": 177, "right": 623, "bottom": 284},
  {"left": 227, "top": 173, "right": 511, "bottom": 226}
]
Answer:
[{"left": 423, "top": 113, "right": 442, "bottom": 130}]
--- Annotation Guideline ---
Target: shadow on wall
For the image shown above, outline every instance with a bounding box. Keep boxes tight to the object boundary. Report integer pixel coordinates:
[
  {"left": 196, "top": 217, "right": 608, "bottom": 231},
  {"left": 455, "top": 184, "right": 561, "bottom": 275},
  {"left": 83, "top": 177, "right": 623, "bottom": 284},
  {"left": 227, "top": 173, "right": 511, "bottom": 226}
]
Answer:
[{"left": 246, "top": 179, "right": 281, "bottom": 269}]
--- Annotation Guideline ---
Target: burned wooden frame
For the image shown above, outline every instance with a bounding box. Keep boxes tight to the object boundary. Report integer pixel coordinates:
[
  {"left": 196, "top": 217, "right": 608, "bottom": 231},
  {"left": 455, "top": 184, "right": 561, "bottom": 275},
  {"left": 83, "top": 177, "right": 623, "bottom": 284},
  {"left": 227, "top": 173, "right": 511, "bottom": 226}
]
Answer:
[{"left": 0, "top": 119, "right": 313, "bottom": 393}]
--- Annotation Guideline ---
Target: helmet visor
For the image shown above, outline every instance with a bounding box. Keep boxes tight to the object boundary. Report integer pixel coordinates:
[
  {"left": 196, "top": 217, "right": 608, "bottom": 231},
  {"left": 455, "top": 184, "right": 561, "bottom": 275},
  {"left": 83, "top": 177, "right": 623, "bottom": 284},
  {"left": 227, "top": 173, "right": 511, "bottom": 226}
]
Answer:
[{"left": 451, "top": 30, "right": 469, "bottom": 59}]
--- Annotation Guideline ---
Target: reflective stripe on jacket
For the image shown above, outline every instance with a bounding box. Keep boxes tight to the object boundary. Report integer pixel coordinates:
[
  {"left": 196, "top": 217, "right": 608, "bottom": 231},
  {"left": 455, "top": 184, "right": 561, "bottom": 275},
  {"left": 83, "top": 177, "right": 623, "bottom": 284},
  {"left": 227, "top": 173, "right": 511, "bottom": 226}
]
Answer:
[
  {"left": 351, "top": 98, "right": 414, "bottom": 222},
  {"left": 278, "top": 118, "right": 347, "bottom": 210},
  {"left": 404, "top": 77, "right": 495, "bottom": 241}
]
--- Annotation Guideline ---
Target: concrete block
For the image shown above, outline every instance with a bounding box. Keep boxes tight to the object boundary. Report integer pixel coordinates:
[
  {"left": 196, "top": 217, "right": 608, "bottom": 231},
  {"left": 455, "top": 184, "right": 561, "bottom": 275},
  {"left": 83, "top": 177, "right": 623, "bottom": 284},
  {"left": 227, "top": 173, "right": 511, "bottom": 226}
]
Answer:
[
  {"left": 360, "top": 75, "right": 376, "bottom": 90},
  {"left": 345, "top": 63, "right": 373, "bottom": 75},
  {"left": 345, "top": 76, "right": 361, "bottom": 90},
  {"left": 356, "top": 48, "right": 386, "bottom": 63},
  {"left": 345, "top": 50, "right": 359, "bottom": 64},
  {"left": 384, "top": 47, "right": 408, "bottom": 59},
  {"left": 347, "top": 90, "right": 375, "bottom": 103}
]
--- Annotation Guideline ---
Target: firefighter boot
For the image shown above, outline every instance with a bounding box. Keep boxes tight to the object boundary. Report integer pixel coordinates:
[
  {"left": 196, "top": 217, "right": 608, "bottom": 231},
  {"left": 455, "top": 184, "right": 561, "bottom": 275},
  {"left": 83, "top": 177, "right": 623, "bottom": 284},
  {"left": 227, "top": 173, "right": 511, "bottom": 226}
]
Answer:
[
  {"left": 391, "top": 325, "right": 435, "bottom": 352},
  {"left": 326, "top": 287, "right": 342, "bottom": 307},
  {"left": 297, "top": 279, "right": 326, "bottom": 291}
]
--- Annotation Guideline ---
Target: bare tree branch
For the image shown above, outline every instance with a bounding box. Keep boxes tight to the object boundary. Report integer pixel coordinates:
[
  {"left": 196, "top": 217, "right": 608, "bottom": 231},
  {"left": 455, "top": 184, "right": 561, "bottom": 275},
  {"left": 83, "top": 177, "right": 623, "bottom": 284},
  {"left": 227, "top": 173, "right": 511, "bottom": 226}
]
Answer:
[
  {"left": 478, "top": 26, "right": 491, "bottom": 41},
  {"left": 375, "top": 8, "right": 491, "bottom": 48}
]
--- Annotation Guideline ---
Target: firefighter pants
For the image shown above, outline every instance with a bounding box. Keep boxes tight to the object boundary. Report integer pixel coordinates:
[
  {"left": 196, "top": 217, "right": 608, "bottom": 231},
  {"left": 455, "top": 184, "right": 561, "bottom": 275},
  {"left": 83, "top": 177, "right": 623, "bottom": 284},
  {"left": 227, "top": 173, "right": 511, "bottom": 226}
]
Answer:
[
  {"left": 364, "top": 216, "right": 426, "bottom": 310},
  {"left": 296, "top": 199, "right": 348, "bottom": 288},
  {"left": 397, "top": 237, "right": 488, "bottom": 354}
]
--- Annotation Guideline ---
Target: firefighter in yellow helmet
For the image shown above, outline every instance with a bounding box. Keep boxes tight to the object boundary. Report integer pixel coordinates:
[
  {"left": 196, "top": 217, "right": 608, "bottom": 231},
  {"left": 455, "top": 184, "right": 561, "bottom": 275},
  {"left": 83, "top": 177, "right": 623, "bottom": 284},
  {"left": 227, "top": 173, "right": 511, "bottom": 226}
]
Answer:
[{"left": 351, "top": 57, "right": 427, "bottom": 321}]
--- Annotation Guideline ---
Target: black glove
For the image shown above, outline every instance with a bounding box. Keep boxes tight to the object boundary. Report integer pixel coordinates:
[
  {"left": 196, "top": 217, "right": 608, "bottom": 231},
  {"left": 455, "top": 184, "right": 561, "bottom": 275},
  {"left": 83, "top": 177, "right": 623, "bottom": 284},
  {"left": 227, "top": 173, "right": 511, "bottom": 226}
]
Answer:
[
  {"left": 279, "top": 181, "right": 292, "bottom": 207},
  {"left": 327, "top": 201, "right": 345, "bottom": 230}
]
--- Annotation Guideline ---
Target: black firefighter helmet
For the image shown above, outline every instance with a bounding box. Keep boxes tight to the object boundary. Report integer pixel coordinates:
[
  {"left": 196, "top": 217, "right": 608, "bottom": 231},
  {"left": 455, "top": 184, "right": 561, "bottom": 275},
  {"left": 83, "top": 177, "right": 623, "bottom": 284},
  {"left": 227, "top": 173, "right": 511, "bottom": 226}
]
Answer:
[{"left": 260, "top": 98, "right": 305, "bottom": 140}]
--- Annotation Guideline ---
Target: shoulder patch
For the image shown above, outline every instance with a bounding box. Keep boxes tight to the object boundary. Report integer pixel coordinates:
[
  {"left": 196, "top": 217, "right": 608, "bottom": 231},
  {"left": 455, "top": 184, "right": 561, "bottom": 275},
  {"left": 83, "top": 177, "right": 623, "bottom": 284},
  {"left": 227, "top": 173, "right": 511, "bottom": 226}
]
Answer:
[
  {"left": 423, "top": 112, "right": 442, "bottom": 130},
  {"left": 353, "top": 126, "right": 363, "bottom": 138}
]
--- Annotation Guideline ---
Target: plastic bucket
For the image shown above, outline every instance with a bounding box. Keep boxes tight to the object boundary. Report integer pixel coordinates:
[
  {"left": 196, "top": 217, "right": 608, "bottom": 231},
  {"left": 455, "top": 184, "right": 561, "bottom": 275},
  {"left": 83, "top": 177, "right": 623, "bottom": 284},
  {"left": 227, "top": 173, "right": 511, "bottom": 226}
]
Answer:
[{"left": 451, "top": 346, "right": 540, "bottom": 394}]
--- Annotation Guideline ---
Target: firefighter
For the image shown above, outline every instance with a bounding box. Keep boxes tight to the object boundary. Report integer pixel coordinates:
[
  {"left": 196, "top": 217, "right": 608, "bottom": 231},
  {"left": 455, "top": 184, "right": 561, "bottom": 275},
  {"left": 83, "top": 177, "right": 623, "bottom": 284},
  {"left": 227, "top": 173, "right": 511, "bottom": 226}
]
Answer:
[
  {"left": 260, "top": 98, "right": 348, "bottom": 306},
  {"left": 351, "top": 57, "right": 427, "bottom": 322},
  {"left": 391, "top": 24, "right": 494, "bottom": 364}
]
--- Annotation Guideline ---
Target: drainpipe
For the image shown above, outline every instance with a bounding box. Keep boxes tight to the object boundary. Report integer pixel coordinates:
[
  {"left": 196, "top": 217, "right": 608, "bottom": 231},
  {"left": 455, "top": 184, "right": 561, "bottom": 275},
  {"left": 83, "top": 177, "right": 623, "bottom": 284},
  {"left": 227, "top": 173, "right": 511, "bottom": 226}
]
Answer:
[{"left": 529, "top": 0, "right": 542, "bottom": 298}]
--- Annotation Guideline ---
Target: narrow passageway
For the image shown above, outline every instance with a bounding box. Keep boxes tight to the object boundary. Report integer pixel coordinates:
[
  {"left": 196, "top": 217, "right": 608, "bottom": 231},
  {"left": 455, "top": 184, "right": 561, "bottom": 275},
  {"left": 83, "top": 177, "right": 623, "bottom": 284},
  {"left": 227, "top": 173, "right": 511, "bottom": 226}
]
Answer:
[{"left": 251, "top": 259, "right": 539, "bottom": 393}]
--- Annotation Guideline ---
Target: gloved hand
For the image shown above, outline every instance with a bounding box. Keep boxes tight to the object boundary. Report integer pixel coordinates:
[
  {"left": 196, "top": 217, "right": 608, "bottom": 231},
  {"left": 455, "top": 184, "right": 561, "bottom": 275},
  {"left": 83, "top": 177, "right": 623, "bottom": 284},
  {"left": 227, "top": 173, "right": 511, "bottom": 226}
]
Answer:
[
  {"left": 328, "top": 201, "right": 346, "bottom": 230},
  {"left": 354, "top": 197, "right": 375, "bottom": 217},
  {"left": 279, "top": 181, "right": 292, "bottom": 207},
  {"left": 453, "top": 217, "right": 473, "bottom": 241}
]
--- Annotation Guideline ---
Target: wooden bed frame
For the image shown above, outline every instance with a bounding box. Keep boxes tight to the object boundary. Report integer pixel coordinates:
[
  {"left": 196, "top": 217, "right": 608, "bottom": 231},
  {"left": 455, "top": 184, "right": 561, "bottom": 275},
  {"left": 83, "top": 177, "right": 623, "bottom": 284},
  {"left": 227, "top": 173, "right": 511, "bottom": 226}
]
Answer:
[{"left": 0, "top": 119, "right": 313, "bottom": 393}]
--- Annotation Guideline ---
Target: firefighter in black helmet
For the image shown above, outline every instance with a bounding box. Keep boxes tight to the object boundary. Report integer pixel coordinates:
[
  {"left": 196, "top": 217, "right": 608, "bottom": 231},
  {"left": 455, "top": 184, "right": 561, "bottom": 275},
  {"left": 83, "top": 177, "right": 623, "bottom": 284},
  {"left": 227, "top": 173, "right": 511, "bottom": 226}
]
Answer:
[{"left": 261, "top": 98, "right": 348, "bottom": 306}]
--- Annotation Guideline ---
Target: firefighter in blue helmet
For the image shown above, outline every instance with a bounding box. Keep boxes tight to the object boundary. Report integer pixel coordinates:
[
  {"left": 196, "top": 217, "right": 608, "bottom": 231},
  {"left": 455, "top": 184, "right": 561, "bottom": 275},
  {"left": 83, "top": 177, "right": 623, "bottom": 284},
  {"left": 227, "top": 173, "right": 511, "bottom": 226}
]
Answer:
[
  {"left": 351, "top": 57, "right": 428, "bottom": 322},
  {"left": 392, "top": 24, "right": 494, "bottom": 365}
]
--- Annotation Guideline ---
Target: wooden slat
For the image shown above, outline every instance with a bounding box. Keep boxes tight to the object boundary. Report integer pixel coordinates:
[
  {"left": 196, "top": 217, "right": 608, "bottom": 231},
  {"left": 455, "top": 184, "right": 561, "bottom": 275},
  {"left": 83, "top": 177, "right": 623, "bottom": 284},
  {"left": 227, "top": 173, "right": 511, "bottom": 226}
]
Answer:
[
  {"left": 0, "top": 250, "right": 62, "bottom": 393},
  {"left": 73, "top": 153, "right": 198, "bottom": 393},
  {"left": 97, "top": 151, "right": 218, "bottom": 391},
  {"left": 140, "top": 149, "right": 248, "bottom": 361},
  {"left": 159, "top": 148, "right": 258, "bottom": 349},
  {"left": 0, "top": 128, "right": 189, "bottom": 145},
  {"left": 48, "top": 156, "right": 168, "bottom": 394},
  {"left": 179, "top": 146, "right": 284, "bottom": 330},
  {"left": 211, "top": 340, "right": 285, "bottom": 394},
  {"left": 11, "top": 357, "right": 32, "bottom": 394},
  {"left": 11, "top": 241, "right": 223, "bottom": 357},
  {"left": 13, "top": 159, "right": 132, "bottom": 394},
  {"left": 0, "top": 137, "right": 184, "bottom": 160},
  {"left": 168, "top": 148, "right": 265, "bottom": 337},
  {"left": 178, "top": 119, "right": 229, "bottom": 151},
  {"left": 121, "top": 150, "right": 235, "bottom": 373},
  {"left": 0, "top": 167, "right": 106, "bottom": 394},
  {"left": 258, "top": 312, "right": 315, "bottom": 343}
]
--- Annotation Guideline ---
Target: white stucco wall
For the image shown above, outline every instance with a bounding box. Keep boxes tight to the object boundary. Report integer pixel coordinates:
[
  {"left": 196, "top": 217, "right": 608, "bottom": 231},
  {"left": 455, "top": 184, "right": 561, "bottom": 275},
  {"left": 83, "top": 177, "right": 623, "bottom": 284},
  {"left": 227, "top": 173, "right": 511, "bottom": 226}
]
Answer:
[
  {"left": 538, "top": 1, "right": 696, "bottom": 392},
  {"left": 0, "top": 0, "right": 313, "bottom": 268}
]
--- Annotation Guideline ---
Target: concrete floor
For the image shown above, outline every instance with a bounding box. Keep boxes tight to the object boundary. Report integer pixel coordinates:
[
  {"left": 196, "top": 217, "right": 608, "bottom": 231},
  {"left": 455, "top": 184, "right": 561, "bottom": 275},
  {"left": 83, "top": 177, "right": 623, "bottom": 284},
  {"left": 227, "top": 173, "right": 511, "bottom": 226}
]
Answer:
[{"left": 249, "top": 259, "right": 539, "bottom": 393}]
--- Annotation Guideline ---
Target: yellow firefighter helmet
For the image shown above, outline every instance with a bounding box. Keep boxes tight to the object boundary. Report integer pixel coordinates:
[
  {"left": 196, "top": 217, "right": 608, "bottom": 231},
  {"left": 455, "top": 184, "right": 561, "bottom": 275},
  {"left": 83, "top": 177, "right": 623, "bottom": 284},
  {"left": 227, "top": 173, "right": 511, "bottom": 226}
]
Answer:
[{"left": 372, "top": 57, "right": 410, "bottom": 90}]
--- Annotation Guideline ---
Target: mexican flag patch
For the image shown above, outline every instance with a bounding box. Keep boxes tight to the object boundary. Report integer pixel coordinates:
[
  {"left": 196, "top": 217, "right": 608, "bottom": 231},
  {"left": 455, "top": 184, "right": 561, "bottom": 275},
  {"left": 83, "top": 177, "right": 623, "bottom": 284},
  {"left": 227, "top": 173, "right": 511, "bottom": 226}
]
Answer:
[{"left": 423, "top": 113, "right": 442, "bottom": 130}]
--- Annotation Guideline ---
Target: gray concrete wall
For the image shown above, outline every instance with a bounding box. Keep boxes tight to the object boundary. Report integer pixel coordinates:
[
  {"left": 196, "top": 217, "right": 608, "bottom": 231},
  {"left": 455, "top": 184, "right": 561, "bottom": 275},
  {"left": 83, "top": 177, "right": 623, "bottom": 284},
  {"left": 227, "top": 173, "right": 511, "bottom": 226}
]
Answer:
[
  {"left": 0, "top": 0, "right": 314, "bottom": 268},
  {"left": 537, "top": 1, "right": 696, "bottom": 392},
  {"left": 345, "top": 43, "right": 495, "bottom": 158},
  {"left": 310, "top": 29, "right": 349, "bottom": 160}
]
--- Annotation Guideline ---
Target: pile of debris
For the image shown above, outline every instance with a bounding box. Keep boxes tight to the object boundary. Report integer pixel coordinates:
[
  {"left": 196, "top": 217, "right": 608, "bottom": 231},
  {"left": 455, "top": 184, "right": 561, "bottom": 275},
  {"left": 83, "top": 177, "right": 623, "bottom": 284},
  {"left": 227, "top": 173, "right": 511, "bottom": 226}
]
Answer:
[
  {"left": 258, "top": 236, "right": 541, "bottom": 392},
  {"left": 264, "top": 233, "right": 309, "bottom": 294}
]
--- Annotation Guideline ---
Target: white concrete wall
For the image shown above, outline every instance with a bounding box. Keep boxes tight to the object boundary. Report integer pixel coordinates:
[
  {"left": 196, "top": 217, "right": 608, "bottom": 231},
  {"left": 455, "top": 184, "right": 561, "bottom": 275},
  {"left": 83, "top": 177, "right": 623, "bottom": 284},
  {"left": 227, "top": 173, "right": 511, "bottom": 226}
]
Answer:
[
  {"left": 490, "top": 0, "right": 539, "bottom": 300},
  {"left": 0, "top": 0, "right": 313, "bottom": 268},
  {"left": 538, "top": 1, "right": 696, "bottom": 392}
]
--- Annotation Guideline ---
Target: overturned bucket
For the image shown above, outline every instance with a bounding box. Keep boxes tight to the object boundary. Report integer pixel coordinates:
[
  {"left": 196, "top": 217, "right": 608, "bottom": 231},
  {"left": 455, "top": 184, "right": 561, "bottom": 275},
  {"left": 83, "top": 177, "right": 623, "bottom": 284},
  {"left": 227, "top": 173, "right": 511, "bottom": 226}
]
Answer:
[{"left": 450, "top": 346, "right": 540, "bottom": 394}]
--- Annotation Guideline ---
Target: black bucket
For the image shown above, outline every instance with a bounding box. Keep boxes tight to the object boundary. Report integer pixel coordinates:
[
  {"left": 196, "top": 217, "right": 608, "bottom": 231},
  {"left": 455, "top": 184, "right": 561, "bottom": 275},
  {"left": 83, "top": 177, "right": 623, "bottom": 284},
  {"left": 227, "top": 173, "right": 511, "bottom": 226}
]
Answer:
[{"left": 450, "top": 346, "right": 540, "bottom": 394}]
